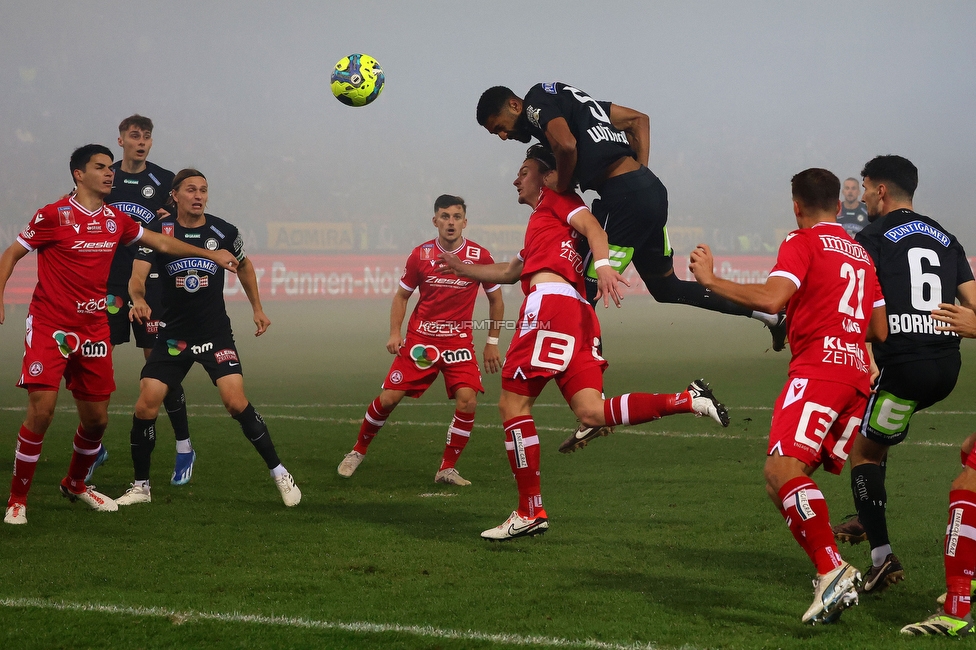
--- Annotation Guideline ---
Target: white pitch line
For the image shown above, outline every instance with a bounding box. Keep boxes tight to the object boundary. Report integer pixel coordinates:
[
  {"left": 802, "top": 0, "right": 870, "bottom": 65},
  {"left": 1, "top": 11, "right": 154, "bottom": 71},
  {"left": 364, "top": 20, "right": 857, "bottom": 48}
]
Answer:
[{"left": 0, "top": 598, "right": 674, "bottom": 650}]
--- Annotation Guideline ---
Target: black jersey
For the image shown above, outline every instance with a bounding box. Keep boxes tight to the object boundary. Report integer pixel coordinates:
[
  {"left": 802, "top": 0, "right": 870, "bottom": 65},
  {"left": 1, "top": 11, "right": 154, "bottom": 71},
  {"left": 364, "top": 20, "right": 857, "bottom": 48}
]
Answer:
[
  {"left": 106, "top": 160, "right": 175, "bottom": 290},
  {"left": 855, "top": 208, "right": 974, "bottom": 364},
  {"left": 837, "top": 203, "right": 868, "bottom": 237},
  {"left": 517, "top": 82, "right": 636, "bottom": 191},
  {"left": 137, "top": 214, "right": 246, "bottom": 340}
]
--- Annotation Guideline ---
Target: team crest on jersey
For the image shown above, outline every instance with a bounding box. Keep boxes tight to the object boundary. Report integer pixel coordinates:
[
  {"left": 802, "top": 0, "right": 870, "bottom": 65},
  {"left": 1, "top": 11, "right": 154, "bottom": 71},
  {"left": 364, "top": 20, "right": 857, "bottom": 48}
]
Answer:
[
  {"left": 58, "top": 207, "right": 75, "bottom": 226},
  {"left": 205, "top": 238, "right": 219, "bottom": 251},
  {"left": 28, "top": 361, "right": 43, "bottom": 377},
  {"left": 526, "top": 106, "right": 541, "bottom": 128},
  {"left": 162, "top": 223, "right": 175, "bottom": 236},
  {"left": 410, "top": 344, "right": 439, "bottom": 369},
  {"left": 465, "top": 246, "right": 481, "bottom": 261},
  {"left": 141, "top": 185, "right": 155, "bottom": 199},
  {"left": 420, "top": 245, "right": 435, "bottom": 261},
  {"left": 176, "top": 270, "right": 209, "bottom": 293},
  {"left": 106, "top": 219, "right": 117, "bottom": 233},
  {"left": 542, "top": 83, "right": 557, "bottom": 94}
]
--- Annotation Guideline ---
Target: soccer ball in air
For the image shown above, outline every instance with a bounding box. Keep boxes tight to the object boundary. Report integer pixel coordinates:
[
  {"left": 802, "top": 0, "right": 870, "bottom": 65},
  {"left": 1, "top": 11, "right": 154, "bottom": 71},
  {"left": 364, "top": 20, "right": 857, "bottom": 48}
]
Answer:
[{"left": 331, "top": 54, "right": 385, "bottom": 107}]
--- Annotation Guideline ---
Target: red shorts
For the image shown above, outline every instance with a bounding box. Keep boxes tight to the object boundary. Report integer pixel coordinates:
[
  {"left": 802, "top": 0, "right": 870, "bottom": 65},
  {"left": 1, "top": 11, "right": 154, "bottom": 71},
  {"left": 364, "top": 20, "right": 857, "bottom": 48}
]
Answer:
[
  {"left": 383, "top": 334, "right": 483, "bottom": 399},
  {"left": 17, "top": 314, "right": 116, "bottom": 401},
  {"left": 501, "top": 283, "right": 608, "bottom": 402},
  {"left": 767, "top": 377, "right": 866, "bottom": 474}
]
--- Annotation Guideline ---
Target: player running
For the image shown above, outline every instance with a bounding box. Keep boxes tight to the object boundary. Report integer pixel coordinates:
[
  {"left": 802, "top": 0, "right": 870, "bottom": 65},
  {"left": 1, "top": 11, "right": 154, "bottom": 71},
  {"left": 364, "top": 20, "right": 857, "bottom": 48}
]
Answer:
[
  {"left": 114, "top": 169, "right": 301, "bottom": 508},
  {"left": 476, "top": 84, "right": 785, "bottom": 346},
  {"left": 0, "top": 146, "right": 238, "bottom": 525},
  {"left": 88, "top": 115, "right": 197, "bottom": 486},
  {"left": 440, "top": 145, "right": 729, "bottom": 541},
  {"left": 337, "top": 195, "right": 504, "bottom": 485},
  {"left": 830, "top": 156, "right": 976, "bottom": 595},
  {"left": 689, "top": 168, "right": 887, "bottom": 624}
]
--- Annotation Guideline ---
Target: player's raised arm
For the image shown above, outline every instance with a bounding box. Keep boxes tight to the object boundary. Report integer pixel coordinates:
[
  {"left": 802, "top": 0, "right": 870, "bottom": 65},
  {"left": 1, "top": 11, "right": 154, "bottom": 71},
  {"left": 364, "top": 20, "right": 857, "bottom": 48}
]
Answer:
[
  {"left": 609, "top": 104, "right": 650, "bottom": 168},
  {"left": 138, "top": 229, "right": 238, "bottom": 273},
  {"left": 689, "top": 243, "right": 796, "bottom": 314},
  {"left": 0, "top": 242, "right": 30, "bottom": 325},
  {"left": 544, "top": 117, "right": 578, "bottom": 194},
  {"left": 570, "top": 208, "right": 629, "bottom": 308},
  {"left": 236, "top": 256, "right": 270, "bottom": 336},
  {"left": 438, "top": 253, "right": 523, "bottom": 285}
]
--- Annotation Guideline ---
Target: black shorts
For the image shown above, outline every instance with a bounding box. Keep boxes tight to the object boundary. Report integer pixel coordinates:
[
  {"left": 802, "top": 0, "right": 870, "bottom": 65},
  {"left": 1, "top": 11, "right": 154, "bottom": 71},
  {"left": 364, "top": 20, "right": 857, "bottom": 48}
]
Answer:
[
  {"left": 107, "top": 285, "right": 163, "bottom": 348},
  {"left": 860, "top": 354, "right": 961, "bottom": 446},
  {"left": 141, "top": 330, "right": 243, "bottom": 390},
  {"left": 579, "top": 166, "right": 671, "bottom": 302}
]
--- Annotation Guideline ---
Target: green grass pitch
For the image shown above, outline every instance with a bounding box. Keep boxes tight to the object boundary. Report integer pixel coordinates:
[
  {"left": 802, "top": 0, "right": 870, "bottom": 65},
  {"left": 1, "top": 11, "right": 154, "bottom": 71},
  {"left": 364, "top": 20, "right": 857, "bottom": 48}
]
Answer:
[{"left": 0, "top": 296, "right": 972, "bottom": 649}]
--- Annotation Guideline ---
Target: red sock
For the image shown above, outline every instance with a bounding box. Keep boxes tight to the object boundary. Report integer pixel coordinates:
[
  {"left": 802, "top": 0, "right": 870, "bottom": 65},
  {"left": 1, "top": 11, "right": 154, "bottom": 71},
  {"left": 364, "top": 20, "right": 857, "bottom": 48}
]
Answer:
[
  {"left": 944, "top": 489, "right": 976, "bottom": 618},
  {"left": 9, "top": 425, "right": 44, "bottom": 506},
  {"left": 778, "top": 476, "right": 844, "bottom": 575},
  {"left": 603, "top": 392, "right": 693, "bottom": 426},
  {"left": 353, "top": 397, "right": 393, "bottom": 455},
  {"left": 63, "top": 425, "right": 103, "bottom": 494},
  {"left": 503, "top": 416, "right": 545, "bottom": 519},
  {"left": 439, "top": 410, "right": 474, "bottom": 471}
]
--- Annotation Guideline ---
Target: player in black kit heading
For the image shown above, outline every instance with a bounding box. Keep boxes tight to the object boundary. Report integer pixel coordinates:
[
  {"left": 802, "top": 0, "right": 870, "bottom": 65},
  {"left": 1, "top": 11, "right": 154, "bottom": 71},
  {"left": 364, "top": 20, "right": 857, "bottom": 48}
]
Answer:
[
  {"left": 89, "top": 115, "right": 196, "bottom": 486},
  {"left": 476, "top": 84, "right": 785, "bottom": 349},
  {"left": 114, "top": 169, "right": 301, "bottom": 508},
  {"left": 831, "top": 155, "right": 976, "bottom": 594}
]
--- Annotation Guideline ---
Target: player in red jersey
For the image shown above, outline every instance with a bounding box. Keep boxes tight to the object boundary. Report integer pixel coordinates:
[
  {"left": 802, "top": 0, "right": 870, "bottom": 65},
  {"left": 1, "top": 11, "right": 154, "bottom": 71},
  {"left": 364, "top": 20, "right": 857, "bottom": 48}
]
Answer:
[
  {"left": 0, "top": 145, "right": 237, "bottom": 525},
  {"left": 440, "top": 145, "right": 729, "bottom": 541},
  {"left": 689, "top": 168, "right": 887, "bottom": 624},
  {"left": 336, "top": 195, "right": 504, "bottom": 486}
]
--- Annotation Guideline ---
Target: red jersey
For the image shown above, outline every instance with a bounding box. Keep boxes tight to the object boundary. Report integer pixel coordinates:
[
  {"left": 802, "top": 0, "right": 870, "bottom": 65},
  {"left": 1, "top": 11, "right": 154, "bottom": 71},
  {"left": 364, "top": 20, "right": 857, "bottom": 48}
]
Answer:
[
  {"left": 16, "top": 196, "right": 143, "bottom": 329},
  {"left": 768, "top": 222, "right": 884, "bottom": 393},
  {"left": 399, "top": 238, "right": 499, "bottom": 338},
  {"left": 518, "top": 188, "right": 588, "bottom": 296}
]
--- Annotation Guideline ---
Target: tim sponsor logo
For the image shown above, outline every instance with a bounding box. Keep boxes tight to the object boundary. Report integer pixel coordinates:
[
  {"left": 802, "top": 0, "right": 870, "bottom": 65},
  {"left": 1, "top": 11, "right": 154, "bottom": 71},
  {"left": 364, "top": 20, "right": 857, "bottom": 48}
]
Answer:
[
  {"left": 191, "top": 342, "right": 214, "bottom": 355},
  {"left": 81, "top": 340, "right": 108, "bottom": 358}
]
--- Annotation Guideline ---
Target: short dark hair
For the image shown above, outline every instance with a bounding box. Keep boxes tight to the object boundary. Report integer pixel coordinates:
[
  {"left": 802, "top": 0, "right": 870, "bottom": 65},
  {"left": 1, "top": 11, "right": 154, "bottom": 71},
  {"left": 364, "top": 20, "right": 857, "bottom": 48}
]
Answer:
[
  {"left": 791, "top": 168, "right": 840, "bottom": 214},
  {"left": 119, "top": 114, "right": 154, "bottom": 134},
  {"left": 434, "top": 194, "right": 465, "bottom": 213},
  {"left": 525, "top": 144, "right": 556, "bottom": 172},
  {"left": 476, "top": 86, "right": 517, "bottom": 126},
  {"left": 69, "top": 144, "right": 113, "bottom": 182},
  {"left": 860, "top": 155, "right": 918, "bottom": 199}
]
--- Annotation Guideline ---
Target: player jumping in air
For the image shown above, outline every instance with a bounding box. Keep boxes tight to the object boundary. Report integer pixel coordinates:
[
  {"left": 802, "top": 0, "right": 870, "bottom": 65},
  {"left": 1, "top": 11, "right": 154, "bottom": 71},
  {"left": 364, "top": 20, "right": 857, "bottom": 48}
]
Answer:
[
  {"left": 476, "top": 84, "right": 785, "bottom": 345},
  {"left": 0, "top": 146, "right": 238, "bottom": 525},
  {"left": 440, "top": 145, "right": 729, "bottom": 541},
  {"left": 337, "top": 195, "right": 504, "bottom": 485},
  {"left": 114, "top": 169, "right": 301, "bottom": 508},
  {"left": 689, "top": 168, "right": 887, "bottom": 624}
]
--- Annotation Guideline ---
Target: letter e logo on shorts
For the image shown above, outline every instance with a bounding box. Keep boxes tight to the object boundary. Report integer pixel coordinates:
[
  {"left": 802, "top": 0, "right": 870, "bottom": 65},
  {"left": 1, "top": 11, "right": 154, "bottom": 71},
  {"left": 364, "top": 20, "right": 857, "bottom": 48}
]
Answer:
[{"left": 530, "top": 331, "right": 575, "bottom": 372}]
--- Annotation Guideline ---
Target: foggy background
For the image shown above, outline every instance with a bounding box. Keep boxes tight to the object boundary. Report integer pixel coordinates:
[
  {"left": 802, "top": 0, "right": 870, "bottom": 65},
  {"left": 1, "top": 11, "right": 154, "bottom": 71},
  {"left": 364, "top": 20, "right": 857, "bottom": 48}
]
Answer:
[{"left": 1, "top": 0, "right": 974, "bottom": 255}]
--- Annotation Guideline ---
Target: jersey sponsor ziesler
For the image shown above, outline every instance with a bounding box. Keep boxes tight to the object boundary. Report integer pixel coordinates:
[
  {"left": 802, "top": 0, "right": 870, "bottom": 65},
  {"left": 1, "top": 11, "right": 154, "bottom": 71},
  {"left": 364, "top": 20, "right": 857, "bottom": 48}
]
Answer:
[
  {"left": 768, "top": 222, "right": 884, "bottom": 394},
  {"left": 518, "top": 82, "right": 636, "bottom": 191},
  {"left": 137, "top": 214, "right": 245, "bottom": 340},
  {"left": 518, "top": 188, "right": 589, "bottom": 297},
  {"left": 400, "top": 238, "right": 498, "bottom": 338},
  {"left": 16, "top": 196, "right": 143, "bottom": 329},
  {"left": 855, "top": 208, "right": 973, "bottom": 365}
]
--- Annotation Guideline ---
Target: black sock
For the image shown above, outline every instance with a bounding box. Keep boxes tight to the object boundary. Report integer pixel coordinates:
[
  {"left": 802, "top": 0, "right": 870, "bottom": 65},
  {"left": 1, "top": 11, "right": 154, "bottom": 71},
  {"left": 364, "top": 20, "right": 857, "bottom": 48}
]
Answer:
[
  {"left": 233, "top": 403, "right": 281, "bottom": 470},
  {"left": 130, "top": 416, "right": 157, "bottom": 482},
  {"left": 852, "top": 463, "right": 889, "bottom": 549},
  {"left": 644, "top": 273, "right": 754, "bottom": 317},
  {"left": 163, "top": 384, "right": 191, "bottom": 442}
]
